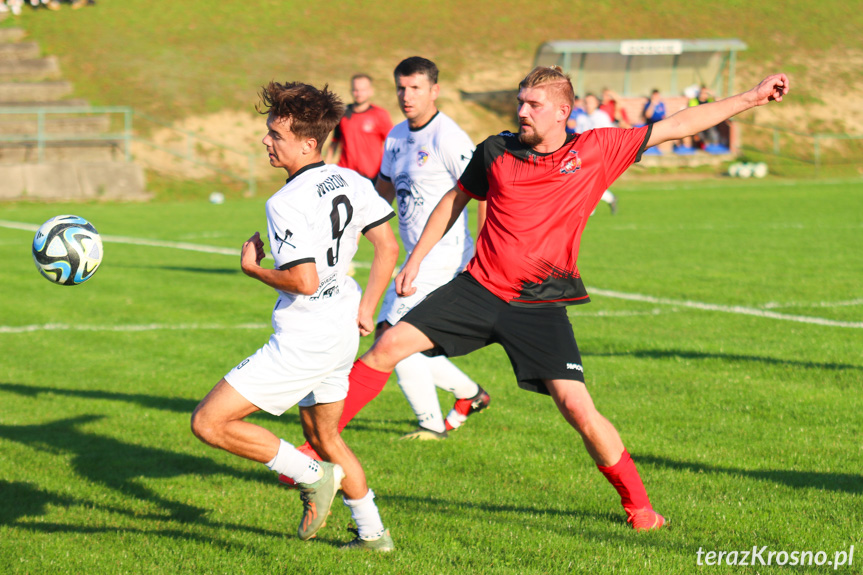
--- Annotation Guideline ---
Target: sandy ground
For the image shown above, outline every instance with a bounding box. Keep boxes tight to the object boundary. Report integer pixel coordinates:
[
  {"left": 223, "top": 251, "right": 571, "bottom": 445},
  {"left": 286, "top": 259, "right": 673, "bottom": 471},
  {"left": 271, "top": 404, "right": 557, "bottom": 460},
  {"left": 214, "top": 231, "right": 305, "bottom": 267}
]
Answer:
[{"left": 133, "top": 49, "right": 863, "bottom": 181}]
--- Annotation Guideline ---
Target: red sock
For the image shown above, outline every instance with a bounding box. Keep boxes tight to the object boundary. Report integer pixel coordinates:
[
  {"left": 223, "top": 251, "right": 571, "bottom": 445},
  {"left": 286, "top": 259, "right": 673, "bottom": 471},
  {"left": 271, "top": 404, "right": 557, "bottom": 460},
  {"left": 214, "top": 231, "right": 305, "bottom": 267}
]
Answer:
[
  {"left": 294, "top": 359, "right": 391, "bottom": 461},
  {"left": 337, "top": 358, "right": 392, "bottom": 432},
  {"left": 596, "top": 449, "right": 652, "bottom": 511}
]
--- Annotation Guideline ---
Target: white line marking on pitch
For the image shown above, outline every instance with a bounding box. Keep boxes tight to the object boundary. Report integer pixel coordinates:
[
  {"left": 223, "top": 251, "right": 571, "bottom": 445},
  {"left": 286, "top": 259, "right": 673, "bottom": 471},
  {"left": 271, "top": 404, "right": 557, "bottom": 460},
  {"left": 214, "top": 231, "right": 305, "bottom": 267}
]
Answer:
[
  {"left": 0, "top": 323, "right": 270, "bottom": 334},
  {"left": 587, "top": 287, "right": 863, "bottom": 329},
  {"left": 2, "top": 220, "right": 855, "bottom": 327},
  {"left": 0, "top": 219, "right": 374, "bottom": 268}
]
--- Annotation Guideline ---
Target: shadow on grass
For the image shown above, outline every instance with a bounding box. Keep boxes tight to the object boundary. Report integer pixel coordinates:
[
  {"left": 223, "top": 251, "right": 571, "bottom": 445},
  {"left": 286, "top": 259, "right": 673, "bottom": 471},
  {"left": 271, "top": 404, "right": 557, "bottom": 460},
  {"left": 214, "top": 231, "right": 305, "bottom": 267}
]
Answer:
[
  {"left": 0, "top": 480, "right": 283, "bottom": 551},
  {"left": 588, "top": 348, "right": 862, "bottom": 372},
  {"left": 0, "top": 415, "right": 280, "bottom": 526},
  {"left": 639, "top": 454, "right": 863, "bottom": 495},
  {"left": 0, "top": 382, "right": 300, "bottom": 427}
]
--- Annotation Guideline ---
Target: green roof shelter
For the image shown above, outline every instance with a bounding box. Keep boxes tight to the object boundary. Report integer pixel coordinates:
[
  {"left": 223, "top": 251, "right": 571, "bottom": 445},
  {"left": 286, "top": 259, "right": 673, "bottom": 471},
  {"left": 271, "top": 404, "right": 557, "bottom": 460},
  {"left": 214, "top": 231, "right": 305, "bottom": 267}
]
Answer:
[{"left": 533, "top": 39, "right": 747, "bottom": 99}]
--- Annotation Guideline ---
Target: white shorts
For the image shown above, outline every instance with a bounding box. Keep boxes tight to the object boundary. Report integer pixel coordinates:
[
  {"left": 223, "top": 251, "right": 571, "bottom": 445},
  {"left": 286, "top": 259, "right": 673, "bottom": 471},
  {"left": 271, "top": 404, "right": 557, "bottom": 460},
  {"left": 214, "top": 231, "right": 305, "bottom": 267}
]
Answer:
[
  {"left": 225, "top": 311, "right": 360, "bottom": 416},
  {"left": 377, "top": 244, "right": 471, "bottom": 326}
]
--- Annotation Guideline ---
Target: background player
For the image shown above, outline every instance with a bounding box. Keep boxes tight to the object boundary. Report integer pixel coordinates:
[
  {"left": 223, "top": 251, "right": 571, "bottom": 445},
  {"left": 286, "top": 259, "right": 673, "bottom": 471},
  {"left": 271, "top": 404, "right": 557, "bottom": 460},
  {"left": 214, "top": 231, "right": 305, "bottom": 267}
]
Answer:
[
  {"left": 373, "top": 56, "right": 490, "bottom": 440},
  {"left": 332, "top": 66, "right": 790, "bottom": 531},
  {"left": 325, "top": 73, "right": 393, "bottom": 182},
  {"left": 190, "top": 81, "right": 399, "bottom": 550}
]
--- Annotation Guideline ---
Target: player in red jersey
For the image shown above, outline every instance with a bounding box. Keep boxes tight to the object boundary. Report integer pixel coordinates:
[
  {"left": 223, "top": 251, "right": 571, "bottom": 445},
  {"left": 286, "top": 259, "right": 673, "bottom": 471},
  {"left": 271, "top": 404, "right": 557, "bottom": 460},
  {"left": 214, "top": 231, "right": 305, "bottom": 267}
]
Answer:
[
  {"left": 334, "top": 66, "right": 790, "bottom": 531},
  {"left": 326, "top": 74, "right": 393, "bottom": 182}
]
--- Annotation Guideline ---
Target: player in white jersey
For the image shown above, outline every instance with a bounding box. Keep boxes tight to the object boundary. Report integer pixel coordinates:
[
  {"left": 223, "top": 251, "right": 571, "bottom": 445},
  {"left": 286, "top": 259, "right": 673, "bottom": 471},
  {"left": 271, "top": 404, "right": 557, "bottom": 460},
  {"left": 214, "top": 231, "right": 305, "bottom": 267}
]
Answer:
[
  {"left": 374, "top": 57, "right": 491, "bottom": 440},
  {"left": 191, "top": 81, "right": 399, "bottom": 551}
]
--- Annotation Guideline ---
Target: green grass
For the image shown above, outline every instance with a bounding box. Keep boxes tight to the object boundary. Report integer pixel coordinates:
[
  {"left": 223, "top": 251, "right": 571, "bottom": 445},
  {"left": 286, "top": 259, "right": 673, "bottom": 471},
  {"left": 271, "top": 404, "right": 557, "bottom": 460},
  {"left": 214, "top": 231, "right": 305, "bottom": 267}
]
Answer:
[
  {"left": 1, "top": 178, "right": 861, "bottom": 574},
  {"left": 2, "top": 1, "right": 861, "bottom": 118}
]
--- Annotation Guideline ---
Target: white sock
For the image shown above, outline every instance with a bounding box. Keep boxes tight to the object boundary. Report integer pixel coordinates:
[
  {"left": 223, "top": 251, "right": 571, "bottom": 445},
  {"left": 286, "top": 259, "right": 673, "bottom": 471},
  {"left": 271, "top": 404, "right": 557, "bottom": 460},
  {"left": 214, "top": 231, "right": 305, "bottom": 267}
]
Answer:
[
  {"left": 264, "top": 439, "right": 322, "bottom": 484},
  {"left": 428, "top": 356, "right": 479, "bottom": 398},
  {"left": 601, "top": 189, "right": 616, "bottom": 204},
  {"left": 343, "top": 489, "right": 385, "bottom": 540},
  {"left": 395, "top": 353, "right": 446, "bottom": 433}
]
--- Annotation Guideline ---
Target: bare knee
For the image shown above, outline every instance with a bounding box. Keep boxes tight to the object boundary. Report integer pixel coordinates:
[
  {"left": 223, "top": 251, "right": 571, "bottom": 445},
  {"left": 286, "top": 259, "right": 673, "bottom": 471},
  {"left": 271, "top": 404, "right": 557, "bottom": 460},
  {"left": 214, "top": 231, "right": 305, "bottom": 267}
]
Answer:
[{"left": 190, "top": 404, "right": 222, "bottom": 446}]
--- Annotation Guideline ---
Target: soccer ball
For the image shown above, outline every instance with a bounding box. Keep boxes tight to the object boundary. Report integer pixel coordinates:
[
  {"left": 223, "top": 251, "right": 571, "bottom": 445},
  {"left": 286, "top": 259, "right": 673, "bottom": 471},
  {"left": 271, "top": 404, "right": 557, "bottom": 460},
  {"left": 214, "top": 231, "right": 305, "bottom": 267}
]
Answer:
[
  {"left": 753, "top": 162, "right": 768, "bottom": 178},
  {"left": 32, "top": 215, "right": 103, "bottom": 285},
  {"left": 727, "top": 162, "right": 742, "bottom": 177},
  {"left": 737, "top": 163, "right": 753, "bottom": 178}
]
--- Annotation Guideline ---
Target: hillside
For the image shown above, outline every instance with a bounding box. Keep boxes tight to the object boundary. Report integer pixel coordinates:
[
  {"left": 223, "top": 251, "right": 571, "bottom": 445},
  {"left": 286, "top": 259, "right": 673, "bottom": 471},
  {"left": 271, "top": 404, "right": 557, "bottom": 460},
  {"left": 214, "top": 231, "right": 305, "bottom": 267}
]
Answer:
[{"left": 1, "top": 0, "right": 861, "bottom": 176}]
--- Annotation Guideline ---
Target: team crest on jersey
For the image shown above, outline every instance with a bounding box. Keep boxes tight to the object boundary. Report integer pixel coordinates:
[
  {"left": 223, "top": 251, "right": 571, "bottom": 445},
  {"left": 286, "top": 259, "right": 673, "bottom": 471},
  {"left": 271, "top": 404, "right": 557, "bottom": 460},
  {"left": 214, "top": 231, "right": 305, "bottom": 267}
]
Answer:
[
  {"left": 362, "top": 120, "right": 374, "bottom": 133},
  {"left": 560, "top": 150, "right": 582, "bottom": 174},
  {"left": 416, "top": 148, "right": 429, "bottom": 167}
]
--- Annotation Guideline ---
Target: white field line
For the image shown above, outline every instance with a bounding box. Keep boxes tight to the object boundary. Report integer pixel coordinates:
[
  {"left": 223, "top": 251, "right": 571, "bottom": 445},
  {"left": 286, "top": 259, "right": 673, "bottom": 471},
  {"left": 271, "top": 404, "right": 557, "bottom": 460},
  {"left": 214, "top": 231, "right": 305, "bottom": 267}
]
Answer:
[
  {"left": 587, "top": 287, "right": 863, "bottom": 329},
  {"left": 2, "top": 220, "right": 857, "bottom": 328},
  {"left": 0, "top": 220, "right": 374, "bottom": 268}
]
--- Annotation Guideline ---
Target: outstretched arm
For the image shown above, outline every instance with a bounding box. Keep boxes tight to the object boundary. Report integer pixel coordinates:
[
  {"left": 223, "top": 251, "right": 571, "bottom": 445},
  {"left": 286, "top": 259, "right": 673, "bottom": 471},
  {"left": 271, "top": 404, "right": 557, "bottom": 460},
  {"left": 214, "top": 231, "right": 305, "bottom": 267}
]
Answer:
[
  {"left": 647, "top": 74, "right": 789, "bottom": 148},
  {"left": 396, "top": 187, "right": 471, "bottom": 296},
  {"left": 357, "top": 221, "right": 399, "bottom": 336}
]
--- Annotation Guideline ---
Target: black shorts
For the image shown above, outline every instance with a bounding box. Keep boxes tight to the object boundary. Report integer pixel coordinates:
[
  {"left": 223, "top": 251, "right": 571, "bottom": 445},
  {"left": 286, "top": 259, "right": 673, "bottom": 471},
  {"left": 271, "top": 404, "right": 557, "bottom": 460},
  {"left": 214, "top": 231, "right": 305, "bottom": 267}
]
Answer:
[{"left": 401, "top": 272, "right": 585, "bottom": 395}]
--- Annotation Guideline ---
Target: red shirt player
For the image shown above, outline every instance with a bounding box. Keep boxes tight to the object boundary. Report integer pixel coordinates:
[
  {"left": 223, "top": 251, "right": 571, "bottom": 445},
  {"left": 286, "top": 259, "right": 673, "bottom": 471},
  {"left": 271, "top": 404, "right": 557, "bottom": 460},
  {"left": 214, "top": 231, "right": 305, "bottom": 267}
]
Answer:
[
  {"left": 325, "top": 66, "right": 790, "bottom": 534},
  {"left": 326, "top": 74, "right": 393, "bottom": 181}
]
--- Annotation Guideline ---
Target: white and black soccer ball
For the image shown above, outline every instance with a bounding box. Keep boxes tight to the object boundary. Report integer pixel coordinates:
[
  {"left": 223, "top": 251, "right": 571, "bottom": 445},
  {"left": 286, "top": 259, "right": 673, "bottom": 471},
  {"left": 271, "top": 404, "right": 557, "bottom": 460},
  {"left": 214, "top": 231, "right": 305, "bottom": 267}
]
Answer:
[{"left": 32, "top": 215, "right": 103, "bottom": 285}]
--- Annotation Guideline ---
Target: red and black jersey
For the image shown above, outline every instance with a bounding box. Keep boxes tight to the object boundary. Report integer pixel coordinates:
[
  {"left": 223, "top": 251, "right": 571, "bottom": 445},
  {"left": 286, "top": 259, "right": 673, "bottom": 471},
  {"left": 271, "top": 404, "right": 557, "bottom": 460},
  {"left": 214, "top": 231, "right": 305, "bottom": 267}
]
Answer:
[{"left": 458, "top": 125, "right": 651, "bottom": 307}]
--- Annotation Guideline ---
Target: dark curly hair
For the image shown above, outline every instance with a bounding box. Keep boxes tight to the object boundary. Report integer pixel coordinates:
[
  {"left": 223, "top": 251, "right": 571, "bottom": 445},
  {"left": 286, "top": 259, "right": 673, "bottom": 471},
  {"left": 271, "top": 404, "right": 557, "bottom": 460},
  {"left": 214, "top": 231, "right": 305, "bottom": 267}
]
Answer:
[{"left": 257, "top": 81, "right": 344, "bottom": 150}]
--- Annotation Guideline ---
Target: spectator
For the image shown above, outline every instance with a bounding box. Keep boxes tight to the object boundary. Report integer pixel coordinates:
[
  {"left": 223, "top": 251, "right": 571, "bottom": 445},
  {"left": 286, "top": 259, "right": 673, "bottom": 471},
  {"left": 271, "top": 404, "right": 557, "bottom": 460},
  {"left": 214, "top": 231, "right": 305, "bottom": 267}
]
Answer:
[
  {"left": 688, "top": 86, "right": 721, "bottom": 148},
  {"left": 325, "top": 74, "right": 393, "bottom": 182},
  {"left": 642, "top": 89, "right": 666, "bottom": 125},
  {"left": 565, "top": 94, "right": 586, "bottom": 135},
  {"left": 600, "top": 88, "right": 631, "bottom": 128}
]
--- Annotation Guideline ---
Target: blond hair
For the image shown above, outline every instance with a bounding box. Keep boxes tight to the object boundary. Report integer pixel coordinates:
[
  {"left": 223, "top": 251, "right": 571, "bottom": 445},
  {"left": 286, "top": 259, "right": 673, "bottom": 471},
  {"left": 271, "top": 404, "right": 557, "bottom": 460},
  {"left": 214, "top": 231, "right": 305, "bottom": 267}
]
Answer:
[{"left": 519, "top": 66, "right": 575, "bottom": 107}]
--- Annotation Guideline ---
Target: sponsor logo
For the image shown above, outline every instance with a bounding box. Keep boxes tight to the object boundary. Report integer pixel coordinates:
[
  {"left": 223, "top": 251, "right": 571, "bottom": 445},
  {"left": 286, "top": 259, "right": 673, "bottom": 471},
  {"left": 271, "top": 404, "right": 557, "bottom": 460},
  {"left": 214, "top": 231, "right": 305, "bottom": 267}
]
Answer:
[
  {"left": 237, "top": 359, "right": 250, "bottom": 370},
  {"left": 560, "top": 150, "right": 582, "bottom": 174},
  {"left": 566, "top": 362, "right": 584, "bottom": 372},
  {"left": 416, "top": 148, "right": 429, "bottom": 166}
]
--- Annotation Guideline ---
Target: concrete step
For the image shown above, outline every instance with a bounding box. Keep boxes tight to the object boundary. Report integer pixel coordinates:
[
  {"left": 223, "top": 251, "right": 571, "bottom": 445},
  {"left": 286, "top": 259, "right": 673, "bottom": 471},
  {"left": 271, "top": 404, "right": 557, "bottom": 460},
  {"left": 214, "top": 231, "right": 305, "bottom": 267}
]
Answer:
[
  {"left": 0, "top": 29, "right": 27, "bottom": 44},
  {"left": 0, "top": 56, "right": 60, "bottom": 81},
  {"left": 0, "top": 161, "right": 149, "bottom": 201},
  {"left": 0, "top": 98, "right": 88, "bottom": 108},
  {"left": 0, "top": 141, "right": 123, "bottom": 164},
  {"left": 0, "top": 115, "right": 110, "bottom": 135},
  {"left": 0, "top": 80, "right": 73, "bottom": 102},
  {"left": 0, "top": 42, "right": 40, "bottom": 61}
]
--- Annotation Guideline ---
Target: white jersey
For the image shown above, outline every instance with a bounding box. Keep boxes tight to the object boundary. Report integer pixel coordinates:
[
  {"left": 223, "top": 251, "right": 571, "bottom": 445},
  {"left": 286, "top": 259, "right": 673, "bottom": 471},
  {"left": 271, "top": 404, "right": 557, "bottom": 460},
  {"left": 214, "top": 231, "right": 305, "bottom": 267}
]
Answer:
[
  {"left": 265, "top": 162, "right": 394, "bottom": 332},
  {"left": 575, "top": 109, "right": 615, "bottom": 133},
  {"left": 379, "top": 111, "right": 474, "bottom": 269}
]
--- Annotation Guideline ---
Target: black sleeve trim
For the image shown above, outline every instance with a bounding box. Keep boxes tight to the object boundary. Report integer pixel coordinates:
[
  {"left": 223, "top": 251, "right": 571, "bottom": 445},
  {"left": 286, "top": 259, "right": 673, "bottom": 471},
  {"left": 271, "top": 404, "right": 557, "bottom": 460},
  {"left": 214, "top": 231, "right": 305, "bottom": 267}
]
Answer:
[
  {"left": 362, "top": 211, "right": 395, "bottom": 235},
  {"left": 634, "top": 124, "right": 653, "bottom": 163},
  {"left": 378, "top": 173, "right": 392, "bottom": 183},
  {"left": 279, "top": 257, "right": 315, "bottom": 270}
]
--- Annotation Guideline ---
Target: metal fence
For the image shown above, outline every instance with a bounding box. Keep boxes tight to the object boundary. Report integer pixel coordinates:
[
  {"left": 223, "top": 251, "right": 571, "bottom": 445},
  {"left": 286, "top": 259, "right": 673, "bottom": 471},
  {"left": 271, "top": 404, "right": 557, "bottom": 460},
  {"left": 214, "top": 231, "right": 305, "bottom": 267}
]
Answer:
[
  {"left": 736, "top": 119, "right": 863, "bottom": 176},
  {"left": 0, "top": 106, "right": 257, "bottom": 195}
]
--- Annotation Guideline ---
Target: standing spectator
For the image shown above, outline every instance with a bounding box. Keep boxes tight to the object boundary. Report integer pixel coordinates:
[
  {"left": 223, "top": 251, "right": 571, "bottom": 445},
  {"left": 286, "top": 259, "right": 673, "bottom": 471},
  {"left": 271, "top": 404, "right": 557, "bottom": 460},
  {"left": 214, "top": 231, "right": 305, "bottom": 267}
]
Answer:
[
  {"left": 326, "top": 74, "right": 393, "bottom": 182},
  {"left": 689, "top": 86, "right": 720, "bottom": 148},
  {"left": 191, "top": 80, "right": 399, "bottom": 551},
  {"left": 642, "top": 89, "right": 666, "bottom": 125}
]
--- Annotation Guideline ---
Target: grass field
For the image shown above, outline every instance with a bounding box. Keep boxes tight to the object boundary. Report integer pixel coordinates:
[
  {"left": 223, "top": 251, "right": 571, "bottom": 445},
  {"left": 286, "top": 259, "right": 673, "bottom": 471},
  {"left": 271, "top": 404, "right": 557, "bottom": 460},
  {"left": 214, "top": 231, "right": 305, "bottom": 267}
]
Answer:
[{"left": 1, "top": 178, "right": 861, "bottom": 574}]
